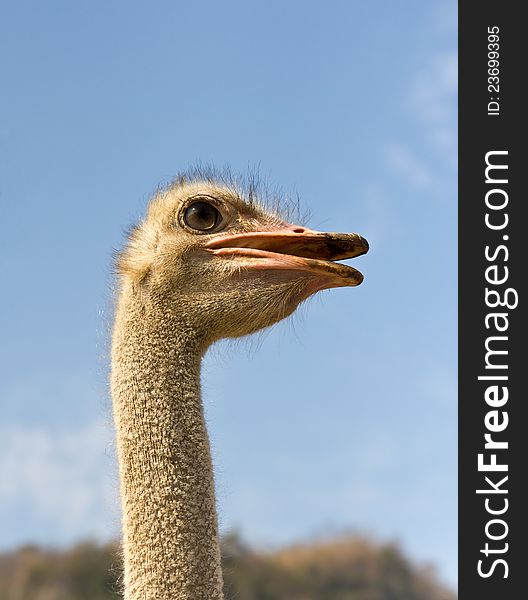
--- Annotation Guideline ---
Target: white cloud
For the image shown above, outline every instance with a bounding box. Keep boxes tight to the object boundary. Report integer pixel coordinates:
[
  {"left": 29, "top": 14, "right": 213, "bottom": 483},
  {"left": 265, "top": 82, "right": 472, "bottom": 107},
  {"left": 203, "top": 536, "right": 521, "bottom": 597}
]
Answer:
[
  {"left": 0, "top": 421, "right": 119, "bottom": 547},
  {"left": 385, "top": 50, "right": 457, "bottom": 191},
  {"left": 386, "top": 142, "right": 434, "bottom": 189},
  {"left": 412, "top": 53, "right": 457, "bottom": 120},
  {"left": 410, "top": 51, "right": 457, "bottom": 162}
]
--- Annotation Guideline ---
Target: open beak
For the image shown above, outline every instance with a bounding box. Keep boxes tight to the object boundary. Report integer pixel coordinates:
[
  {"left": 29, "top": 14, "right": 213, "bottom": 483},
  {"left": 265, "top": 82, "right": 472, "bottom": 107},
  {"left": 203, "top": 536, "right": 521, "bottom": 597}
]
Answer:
[{"left": 204, "top": 226, "right": 369, "bottom": 288}]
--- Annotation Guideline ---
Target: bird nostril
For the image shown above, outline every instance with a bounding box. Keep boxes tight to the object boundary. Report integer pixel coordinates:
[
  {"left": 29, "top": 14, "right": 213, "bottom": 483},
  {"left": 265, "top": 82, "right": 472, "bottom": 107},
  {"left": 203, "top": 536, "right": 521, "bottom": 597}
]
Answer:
[{"left": 290, "top": 227, "right": 306, "bottom": 234}]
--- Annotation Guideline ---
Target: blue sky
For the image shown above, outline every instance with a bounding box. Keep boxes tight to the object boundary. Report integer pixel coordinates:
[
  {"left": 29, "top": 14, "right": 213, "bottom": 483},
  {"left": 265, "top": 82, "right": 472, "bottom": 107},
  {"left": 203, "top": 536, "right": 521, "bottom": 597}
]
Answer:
[{"left": 0, "top": 0, "right": 457, "bottom": 588}]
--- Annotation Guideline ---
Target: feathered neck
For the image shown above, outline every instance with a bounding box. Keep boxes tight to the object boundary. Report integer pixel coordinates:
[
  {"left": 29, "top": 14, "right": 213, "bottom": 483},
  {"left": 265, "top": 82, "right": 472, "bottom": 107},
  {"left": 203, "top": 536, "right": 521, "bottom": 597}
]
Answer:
[{"left": 111, "top": 282, "right": 224, "bottom": 600}]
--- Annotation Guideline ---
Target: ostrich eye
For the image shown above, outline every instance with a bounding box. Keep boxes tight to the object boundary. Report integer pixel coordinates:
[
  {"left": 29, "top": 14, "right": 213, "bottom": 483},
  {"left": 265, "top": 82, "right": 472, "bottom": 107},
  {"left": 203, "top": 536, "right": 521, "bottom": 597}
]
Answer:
[{"left": 183, "top": 201, "right": 222, "bottom": 231}]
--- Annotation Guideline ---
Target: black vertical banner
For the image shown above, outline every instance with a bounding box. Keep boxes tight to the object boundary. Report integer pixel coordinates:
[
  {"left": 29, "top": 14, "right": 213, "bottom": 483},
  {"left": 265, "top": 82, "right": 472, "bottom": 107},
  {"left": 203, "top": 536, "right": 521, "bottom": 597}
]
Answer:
[{"left": 459, "top": 2, "right": 525, "bottom": 598}]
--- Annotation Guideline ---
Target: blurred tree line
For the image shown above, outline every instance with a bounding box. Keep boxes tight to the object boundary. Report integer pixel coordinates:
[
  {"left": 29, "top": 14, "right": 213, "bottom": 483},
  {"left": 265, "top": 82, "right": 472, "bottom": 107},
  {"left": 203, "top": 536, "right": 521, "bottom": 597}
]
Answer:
[{"left": 0, "top": 532, "right": 456, "bottom": 600}]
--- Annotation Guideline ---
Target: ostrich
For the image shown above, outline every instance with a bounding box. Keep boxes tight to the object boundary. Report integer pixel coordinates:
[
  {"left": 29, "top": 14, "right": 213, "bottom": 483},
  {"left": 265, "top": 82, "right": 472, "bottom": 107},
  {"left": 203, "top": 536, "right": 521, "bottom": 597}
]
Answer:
[{"left": 111, "top": 170, "right": 369, "bottom": 600}]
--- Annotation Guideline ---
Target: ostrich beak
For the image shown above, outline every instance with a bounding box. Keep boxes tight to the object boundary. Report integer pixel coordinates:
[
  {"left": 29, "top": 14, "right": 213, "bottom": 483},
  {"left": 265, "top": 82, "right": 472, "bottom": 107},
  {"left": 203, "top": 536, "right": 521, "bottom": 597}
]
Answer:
[{"left": 204, "top": 226, "right": 369, "bottom": 287}]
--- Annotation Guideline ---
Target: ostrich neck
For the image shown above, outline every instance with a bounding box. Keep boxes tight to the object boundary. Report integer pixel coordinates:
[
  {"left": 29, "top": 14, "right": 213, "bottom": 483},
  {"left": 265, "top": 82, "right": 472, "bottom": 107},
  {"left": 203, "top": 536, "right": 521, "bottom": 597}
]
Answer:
[{"left": 111, "top": 286, "right": 223, "bottom": 600}]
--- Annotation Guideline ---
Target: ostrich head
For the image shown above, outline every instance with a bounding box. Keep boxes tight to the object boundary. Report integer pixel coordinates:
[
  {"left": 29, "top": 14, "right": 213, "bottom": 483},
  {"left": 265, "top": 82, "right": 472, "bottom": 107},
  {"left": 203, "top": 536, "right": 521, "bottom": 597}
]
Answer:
[{"left": 118, "top": 172, "right": 368, "bottom": 343}]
